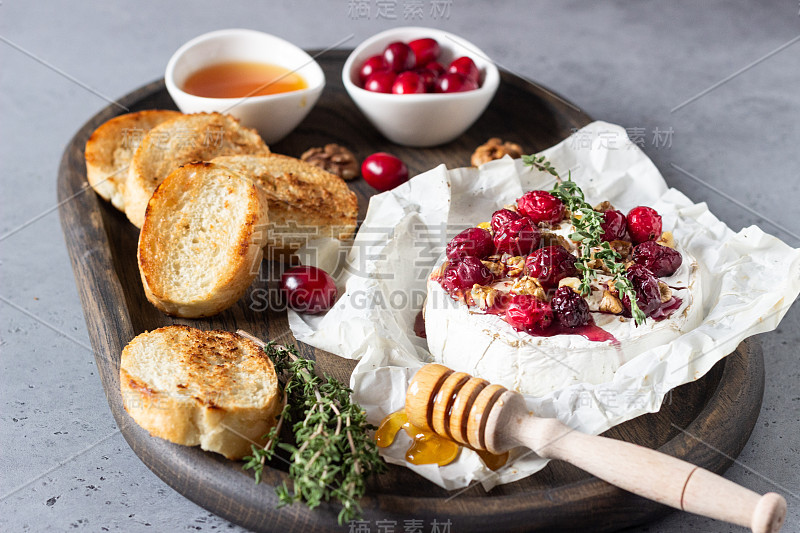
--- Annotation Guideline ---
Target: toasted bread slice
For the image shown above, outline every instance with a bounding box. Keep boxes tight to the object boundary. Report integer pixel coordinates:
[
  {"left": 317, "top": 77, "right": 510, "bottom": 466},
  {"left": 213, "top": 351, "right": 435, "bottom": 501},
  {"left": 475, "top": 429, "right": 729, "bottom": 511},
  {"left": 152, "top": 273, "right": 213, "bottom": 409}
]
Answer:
[
  {"left": 137, "top": 162, "right": 269, "bottom": 318},
  {"left": 84, "top": 110, "right": 182, "bottom": 210},
  {"left": 120, "top": 326, "right": 282, "bottom": 460},
  {"left": 211, "top": 154, "right": 358, "bottom": 259},
  {"left": 124, "top": 112, "right": 270, "bottom": 228}
]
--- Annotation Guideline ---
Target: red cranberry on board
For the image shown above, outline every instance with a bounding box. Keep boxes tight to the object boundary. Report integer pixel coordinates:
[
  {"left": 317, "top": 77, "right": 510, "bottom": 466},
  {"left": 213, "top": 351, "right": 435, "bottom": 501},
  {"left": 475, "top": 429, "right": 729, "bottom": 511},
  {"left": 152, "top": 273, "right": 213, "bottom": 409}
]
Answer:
[
  {"left": 447, "top": 56, "right": 480, "bottom": 83},
  {"left": 361, "top": 152, "right": 409, "bottom": 191},
  {"left": 525, "top": 245, "right": 579, "bottom": 288},
  {"left": 441, "top": 256, "right": 494, "bottom": 293},
  {"left": 505, "top": 294, "right": 553, "bottom": 332},
  {"left": 363, "top": 71, "right": 397, "bottom": 93},
  {"left": 493, "top": 218, "right": 541, "bottom": 256},
  {"left": 490, "top": 208, "right": 523, "bottom": 234},
  {"left": 632, "top": 241, "right": 682, "bottom": 277},
  {"left": 551, "top": 286, "right": 590, "bottom": 328},
  {"left": 424, "top": 60, "right": 445, "bottom": 77},
  {"left": 281, "top": 266, "right": 338, "bottom": 314},
  {"left": 392, "top": 71, "right": 426, "bottom": 94},
  {"left": 358, "top": 54, "right": 387, "bottom": 85},
  {"left": 383, "top": 41, "right": 416, "bottom": 72},
  {"left": 435, "top": 72, "right": 479, "bottom": 93},
  {"left": 622, "top": 264, "right": 662, "bottom": 317},
  {"left": 446, "top": 227, "right": 495, "bottom": 260},
  {"left": 517, "top": 190, "right": 565, "bottom": 225},
  {"left": 408, "top": 38, "right": 440, "bottom": 68},
  {"left": 600, "top": 209, "right": 627, "bottom": 242},
  {"left": 626, "top": 206, "right": 663, "bottom": 244}
]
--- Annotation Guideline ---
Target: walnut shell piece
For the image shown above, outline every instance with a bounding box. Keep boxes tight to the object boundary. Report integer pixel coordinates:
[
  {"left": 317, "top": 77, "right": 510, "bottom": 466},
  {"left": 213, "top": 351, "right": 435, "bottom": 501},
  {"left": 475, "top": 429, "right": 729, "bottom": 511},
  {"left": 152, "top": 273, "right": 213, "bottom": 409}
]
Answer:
[
  {"left": 471, "top": 138, "right": 524, "bottom": 167},
  {"left": 300, "top": 144, "right": 359, "bottom": 180}
]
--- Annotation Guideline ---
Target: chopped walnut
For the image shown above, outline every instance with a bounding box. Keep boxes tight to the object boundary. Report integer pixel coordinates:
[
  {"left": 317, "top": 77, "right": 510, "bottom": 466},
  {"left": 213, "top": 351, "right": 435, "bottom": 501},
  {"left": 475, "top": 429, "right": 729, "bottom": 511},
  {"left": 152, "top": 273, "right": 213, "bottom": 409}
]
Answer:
[
  {"left": 658, "top": 281, "right": 673, "bottom": 303},
  {"left": 558, "top": 277, "right": 582, "bottom": 292},
  {"left": 503, "top": 203, "right": 518, "bottom": 213},
  {"left": 658, "top": 231, "right": 676, "bottom": 249},
  {"left": 503, "top": 255, "right": 526, "bottom": 277},
  {"left": 539, "top": 232, "right": 577, "bottom": 253},
  {"left": 586, "top": 255, "right": 610, "bottom": 273},
  {"left": 511, "top": 276, "right": 546, "bottom": 300},
  {"left": 482, "top": 260, "right": 506, "bottom": 277},
  {"left": 430, "top": 261, "right": 449, "bottom": 280},
  {"left": 609, "top": 239, "right": 633, "bottom": 261},
  {"left": 300, "top": 144, "right": 359, "bottom": 180},
  {"left": 471, "top": 137, "right": 524, "bottom": 167},
  {"left": 593, "top": 200, "right": 615, "bottom": 213},
  {"left": 469, "top": 284, "right": 499, "bottom": 310},
  {"left": 599, "top": 290, "right": 624, "bottom": 314}
]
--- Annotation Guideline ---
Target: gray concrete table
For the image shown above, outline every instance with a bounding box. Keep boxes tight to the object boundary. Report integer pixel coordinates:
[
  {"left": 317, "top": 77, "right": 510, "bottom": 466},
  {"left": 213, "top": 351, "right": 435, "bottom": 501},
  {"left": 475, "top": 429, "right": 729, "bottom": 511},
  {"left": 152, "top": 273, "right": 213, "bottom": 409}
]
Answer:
[{"left": 1, "top": 1, "right": 798, "bottom": 531}]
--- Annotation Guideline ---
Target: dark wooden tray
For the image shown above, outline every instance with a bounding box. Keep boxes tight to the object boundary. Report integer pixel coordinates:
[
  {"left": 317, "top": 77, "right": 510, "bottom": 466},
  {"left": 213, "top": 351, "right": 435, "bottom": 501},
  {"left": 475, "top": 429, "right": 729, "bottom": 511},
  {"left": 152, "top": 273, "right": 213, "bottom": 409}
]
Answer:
[{"left": 58, "top": 50, "right": 765, "bottom": 532}]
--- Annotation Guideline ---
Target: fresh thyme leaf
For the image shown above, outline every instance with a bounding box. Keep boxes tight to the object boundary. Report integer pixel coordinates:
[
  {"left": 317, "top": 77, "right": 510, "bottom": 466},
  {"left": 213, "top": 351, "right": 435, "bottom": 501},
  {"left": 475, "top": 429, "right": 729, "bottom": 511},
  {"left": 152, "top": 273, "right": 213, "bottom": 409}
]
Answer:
[
  {"left": 521, "top": 153, "right": 560, "bottom": 177},
  {"left": 239, "top": 332, "right": 386, "bottom": 525},
  {"left": 522, "top": 156, "right": 647, "bottom": 326}
]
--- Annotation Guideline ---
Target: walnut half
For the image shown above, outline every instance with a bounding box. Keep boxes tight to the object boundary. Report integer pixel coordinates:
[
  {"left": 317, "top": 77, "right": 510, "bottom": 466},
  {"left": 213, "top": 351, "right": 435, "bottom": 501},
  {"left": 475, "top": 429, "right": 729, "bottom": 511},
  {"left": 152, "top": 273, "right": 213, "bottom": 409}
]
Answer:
[
  {"left": 471, "top": 138, "right": 524, "bottom": 167},
  {"left": 300, "top": 144, "right": 359, "bottom": 180}
]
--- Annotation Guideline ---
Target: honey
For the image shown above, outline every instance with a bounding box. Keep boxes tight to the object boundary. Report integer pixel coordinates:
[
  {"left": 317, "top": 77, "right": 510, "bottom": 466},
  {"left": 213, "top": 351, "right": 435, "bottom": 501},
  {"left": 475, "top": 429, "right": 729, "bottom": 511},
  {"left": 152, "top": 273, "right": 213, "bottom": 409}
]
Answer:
[
  {"left": 181, "top": 61, "right": 307, "bottom": 98},
  {"left": 376, "top": 410, "right": 508, "bottom": 470}
]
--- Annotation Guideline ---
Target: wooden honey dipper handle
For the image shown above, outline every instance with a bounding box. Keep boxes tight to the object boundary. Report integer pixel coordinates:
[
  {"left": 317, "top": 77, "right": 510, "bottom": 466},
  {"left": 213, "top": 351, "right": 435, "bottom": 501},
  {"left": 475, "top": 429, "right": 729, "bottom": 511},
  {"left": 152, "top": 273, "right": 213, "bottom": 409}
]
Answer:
[{"left": 406, "top": 364, "right": 787, "bottom": 533}]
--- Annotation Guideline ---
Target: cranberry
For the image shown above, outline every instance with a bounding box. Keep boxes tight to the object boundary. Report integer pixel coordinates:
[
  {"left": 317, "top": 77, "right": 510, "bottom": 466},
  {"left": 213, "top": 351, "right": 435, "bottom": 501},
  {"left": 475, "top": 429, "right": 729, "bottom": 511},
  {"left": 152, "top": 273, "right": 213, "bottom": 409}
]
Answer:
[
  {"left": 632, "top": 241, "right": 682, "bottom": 277},
  {"left": 416, "top": 68, "right": 437, "bottom": 92},
  {"left": 446, "top": 227, "right": 495, "bottom": 260},
  {"left": 517, "top": 190, "right": 565, "bottom": 225},
  {"left": 424, "top": 60, "right": 446, "bottom": 76},
  {"left": 408, "top": 38, "right": 440, "bottom": 68},
  {"left": 383, "top": 41, "right": 415, "bottom": 72},
  {"left": 447, "top": 56, "right": 480, "bottom": 83},
  {"left": 361, "top": 152, "right": 409, "bottom": 191},
  {"left": 363, "top": 71, "right": 396, "bottom": 93},
  {"left": 441, "top": 256, "right": 493, "bottom": 293},
  {"left": 435, "top": 72, "right": 479, "bottom": 93},
  {"left": 505, "top": 294, "right": 553, "bottom": 332},
  {"left": 622, "top": 264, "right": 662, "bottom": 317},
  {"left": 392, "top": 71, "right": 426, "bottom": 94},
  {"left": 358, "top": 54, "right": 387, "bottom": 85},
  {"left": 600, "top": 209, "right": 627, "bottom": 242},
  {"left": 281, "top": 265, "right": 338, "bottom": 314},
  {"left": 493, "top": 218, "right": 541, "bottom": 256},
  {"left": 551, "top": 287, "right": 590, "bottom": 328},
  {"left": 626, "top": 206, "right": 663, "bottom": 244},
  {"left": 525, "top": 246, "right": 578, "bottom": 289},
  {"left": 490, "top": 208, "right": 523, "bottom": 234}
]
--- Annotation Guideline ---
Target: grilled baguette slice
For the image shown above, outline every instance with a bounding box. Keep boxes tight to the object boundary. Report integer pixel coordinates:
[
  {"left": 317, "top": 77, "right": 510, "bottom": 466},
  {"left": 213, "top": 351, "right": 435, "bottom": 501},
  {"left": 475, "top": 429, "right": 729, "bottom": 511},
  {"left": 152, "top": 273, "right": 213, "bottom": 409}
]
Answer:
[
  {"left": 120, "top": 326, "right": 281, "bottom": 460},
  {"left": 84, "top": 109, "right": 182, "bottom": 210},
  {"left": 137, "top": 162, "right": 269, "bottom": 318},
  {"left": 124, "top": 112, "right": 270, "bottom": 228},
  {"left": 211, "top": 154, "right": 358, "bottom": 259}
]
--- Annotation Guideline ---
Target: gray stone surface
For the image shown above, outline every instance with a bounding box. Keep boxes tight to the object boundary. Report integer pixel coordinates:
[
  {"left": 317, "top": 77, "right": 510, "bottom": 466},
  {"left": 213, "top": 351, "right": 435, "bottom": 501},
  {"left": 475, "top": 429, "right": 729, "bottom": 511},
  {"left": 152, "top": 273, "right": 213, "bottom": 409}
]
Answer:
[{"left": 1, "top": 0, "right": 797, "bottom": 531}]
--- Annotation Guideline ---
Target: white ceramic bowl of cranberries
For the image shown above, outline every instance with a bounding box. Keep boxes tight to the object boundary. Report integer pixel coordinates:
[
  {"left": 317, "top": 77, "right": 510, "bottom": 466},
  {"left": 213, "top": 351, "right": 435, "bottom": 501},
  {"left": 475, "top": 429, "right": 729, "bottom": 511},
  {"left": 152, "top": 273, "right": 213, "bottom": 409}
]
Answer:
[{"left": 342, "top": 27, "right": 500, "bottom": 147}]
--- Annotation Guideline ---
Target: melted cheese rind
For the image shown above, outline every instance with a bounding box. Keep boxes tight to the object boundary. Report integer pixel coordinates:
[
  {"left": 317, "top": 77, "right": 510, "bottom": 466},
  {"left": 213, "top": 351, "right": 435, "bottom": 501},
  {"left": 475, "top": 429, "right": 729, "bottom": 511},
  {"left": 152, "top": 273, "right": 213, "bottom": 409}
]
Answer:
[{"left": 425, "top": 244, "right": 702, "bottom": 397}]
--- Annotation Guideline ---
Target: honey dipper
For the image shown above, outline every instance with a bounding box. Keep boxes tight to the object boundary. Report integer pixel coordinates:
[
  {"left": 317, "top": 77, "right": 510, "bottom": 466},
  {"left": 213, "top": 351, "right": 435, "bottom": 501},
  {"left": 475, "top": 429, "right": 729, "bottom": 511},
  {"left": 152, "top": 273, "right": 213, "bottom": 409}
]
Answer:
[{"left": 405, "top": 364, "right": 787, "bottom": 533}]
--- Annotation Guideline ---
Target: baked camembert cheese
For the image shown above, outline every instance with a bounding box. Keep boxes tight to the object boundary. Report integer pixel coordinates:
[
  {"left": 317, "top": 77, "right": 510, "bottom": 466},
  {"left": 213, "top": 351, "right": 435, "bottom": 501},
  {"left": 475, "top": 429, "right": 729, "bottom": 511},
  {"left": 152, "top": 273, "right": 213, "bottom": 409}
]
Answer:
[{"left": 424, "top": 180, "right": 702, "bottom": 397}]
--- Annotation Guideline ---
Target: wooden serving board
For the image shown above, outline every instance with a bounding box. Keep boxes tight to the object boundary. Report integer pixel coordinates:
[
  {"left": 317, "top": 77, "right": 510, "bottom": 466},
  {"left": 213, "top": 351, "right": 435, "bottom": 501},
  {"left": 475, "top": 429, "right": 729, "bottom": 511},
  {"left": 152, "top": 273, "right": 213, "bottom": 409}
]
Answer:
[{"left": 58, "top": 50, "right": 765, "bottom": 532}]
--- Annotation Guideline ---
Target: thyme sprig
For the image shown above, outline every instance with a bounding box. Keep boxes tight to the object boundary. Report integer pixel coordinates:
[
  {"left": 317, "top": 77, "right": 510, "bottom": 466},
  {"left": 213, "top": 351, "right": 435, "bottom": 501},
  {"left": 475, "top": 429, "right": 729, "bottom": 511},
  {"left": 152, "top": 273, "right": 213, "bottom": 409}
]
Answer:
[
  {"left": 238, "top": 331, "right": 386, "bottom": 525},
  {"left": 523, "top": 156, "right": 647, "bottom": 325},
  {"left": 521, "top": 153, "right": 560, "bottom": 178}
]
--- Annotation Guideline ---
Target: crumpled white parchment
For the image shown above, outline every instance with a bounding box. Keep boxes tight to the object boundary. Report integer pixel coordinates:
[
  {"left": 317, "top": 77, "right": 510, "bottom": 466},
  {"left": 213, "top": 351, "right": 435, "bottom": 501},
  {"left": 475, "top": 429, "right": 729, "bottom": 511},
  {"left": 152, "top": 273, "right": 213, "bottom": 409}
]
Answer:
[{"left": 288, "top": 121, "right": 800, "bottom": 490}]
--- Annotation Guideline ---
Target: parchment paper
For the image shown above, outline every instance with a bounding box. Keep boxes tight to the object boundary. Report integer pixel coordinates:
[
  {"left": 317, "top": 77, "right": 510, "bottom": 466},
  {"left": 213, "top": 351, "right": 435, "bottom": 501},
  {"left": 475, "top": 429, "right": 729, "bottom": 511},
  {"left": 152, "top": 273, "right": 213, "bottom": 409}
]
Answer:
[{"left": 288, "top": 121, "right": 800, "bottom": 490}]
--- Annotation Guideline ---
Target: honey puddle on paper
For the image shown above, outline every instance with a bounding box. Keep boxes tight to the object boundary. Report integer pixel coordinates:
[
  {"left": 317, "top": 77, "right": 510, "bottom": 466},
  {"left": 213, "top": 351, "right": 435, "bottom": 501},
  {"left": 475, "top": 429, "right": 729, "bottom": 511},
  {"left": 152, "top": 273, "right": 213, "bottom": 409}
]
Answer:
[{"left": 376, "top": 411, "right": 508, "bottom": 470}]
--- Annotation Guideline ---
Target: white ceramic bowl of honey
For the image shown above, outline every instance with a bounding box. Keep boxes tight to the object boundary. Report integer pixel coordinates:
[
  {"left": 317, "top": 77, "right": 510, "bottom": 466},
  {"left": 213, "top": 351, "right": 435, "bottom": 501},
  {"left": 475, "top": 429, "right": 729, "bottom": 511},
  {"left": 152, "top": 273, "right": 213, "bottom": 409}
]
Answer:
[
  {"left": 343, "top": 27, "right": 499, "bottom": 147},
  {"left": 165, "top": 29, "right": 325, "bottom": 144}
]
